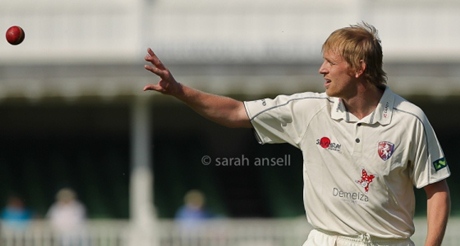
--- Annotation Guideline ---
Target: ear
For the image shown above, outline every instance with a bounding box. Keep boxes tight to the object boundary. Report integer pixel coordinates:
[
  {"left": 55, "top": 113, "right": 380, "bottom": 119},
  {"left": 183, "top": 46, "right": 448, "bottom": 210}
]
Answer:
[{"left": 355, "top": 60, "right": 366, "bottom": 78}]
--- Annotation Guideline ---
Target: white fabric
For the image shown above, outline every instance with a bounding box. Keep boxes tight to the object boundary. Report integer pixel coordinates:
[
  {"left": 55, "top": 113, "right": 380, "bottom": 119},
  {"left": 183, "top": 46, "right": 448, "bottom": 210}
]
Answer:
[
  {"left": 48, "top": 201, "right": 85, "bottom": 232},
  {"left": 244, "top": 87, "right": 450, "bottom": 239},
  {"left": 303, "top": 229, "right": 415, "bottom": 246}
]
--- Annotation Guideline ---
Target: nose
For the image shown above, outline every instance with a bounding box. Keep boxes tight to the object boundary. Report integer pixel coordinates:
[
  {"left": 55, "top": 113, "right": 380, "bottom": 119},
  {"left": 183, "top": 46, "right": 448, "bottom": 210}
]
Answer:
[{"left": 318, "top": 61, "right": 328, "bottom": 75}]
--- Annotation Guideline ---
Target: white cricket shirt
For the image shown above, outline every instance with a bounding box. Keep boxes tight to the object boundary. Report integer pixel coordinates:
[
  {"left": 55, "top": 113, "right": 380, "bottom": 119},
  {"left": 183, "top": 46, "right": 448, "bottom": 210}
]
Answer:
[{"left": 244, "top": 87, "right": 450, "bottom": 239}]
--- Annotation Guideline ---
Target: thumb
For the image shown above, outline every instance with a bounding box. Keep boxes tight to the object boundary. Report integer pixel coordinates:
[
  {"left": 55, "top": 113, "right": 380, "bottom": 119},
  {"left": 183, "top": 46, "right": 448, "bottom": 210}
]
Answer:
[{"left": 143, "top": 84, "right": 160, "bottom": 91}]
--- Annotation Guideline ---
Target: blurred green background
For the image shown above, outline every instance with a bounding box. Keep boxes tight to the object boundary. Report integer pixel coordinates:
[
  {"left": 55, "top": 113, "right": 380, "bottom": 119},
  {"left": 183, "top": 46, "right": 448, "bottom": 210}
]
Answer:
[{"left": 0, "top": 93, "right": 458, "bottom": 219}]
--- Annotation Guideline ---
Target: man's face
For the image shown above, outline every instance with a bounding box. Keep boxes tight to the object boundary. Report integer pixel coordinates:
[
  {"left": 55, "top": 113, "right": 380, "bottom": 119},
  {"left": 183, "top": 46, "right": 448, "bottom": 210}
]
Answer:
[{"left": 318, "top": 49, "right": 357, "bottom": 99}]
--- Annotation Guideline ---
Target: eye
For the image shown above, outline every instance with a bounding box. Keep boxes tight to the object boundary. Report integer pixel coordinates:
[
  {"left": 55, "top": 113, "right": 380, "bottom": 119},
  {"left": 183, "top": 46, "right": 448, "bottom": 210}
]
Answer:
[{"left": 324, "top": 58, "right": 335, "bottom": 66}]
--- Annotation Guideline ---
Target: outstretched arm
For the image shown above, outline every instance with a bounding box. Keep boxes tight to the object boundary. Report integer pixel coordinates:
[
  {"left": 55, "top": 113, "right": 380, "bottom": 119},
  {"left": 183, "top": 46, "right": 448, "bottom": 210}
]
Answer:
[
  {"left": 143, "top": 48, "right": 252, "bottom": 128},
  {"left": 423, "top": 180, "right": 450, "bottom": 246}
]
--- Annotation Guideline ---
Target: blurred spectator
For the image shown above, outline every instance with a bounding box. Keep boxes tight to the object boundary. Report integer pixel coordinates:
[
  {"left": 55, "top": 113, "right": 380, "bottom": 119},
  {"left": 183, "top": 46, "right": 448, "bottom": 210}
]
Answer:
[
  {"left": 1, "top": 194, "right": 32, "bottom": 231},
  {"left": 176, "top": 189, "right": 213, "bottom": 222},
  {"left": 175, "top": 189, "right": 214, "bottom": 239},
  {"left": 47, "top": 188, "right": 88, "bottom": 246}
]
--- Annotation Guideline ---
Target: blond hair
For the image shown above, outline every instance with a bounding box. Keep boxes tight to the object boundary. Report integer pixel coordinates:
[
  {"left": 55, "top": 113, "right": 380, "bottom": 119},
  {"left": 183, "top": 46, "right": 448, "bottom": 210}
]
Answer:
[{"left": 322, "top": 22, "right": 387, "bottom": 88}]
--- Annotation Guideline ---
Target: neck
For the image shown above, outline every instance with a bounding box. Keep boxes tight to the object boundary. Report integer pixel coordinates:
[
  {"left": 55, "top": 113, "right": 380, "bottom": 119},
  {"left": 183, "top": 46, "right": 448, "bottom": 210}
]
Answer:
[{"left": 342, "top": 84, "right": 384, "bottom": 120}]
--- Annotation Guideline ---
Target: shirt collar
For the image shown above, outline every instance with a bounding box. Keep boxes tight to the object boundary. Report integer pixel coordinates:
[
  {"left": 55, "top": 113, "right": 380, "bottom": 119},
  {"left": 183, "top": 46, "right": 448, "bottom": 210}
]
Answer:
[
  {"left": 330, "top": 97, "right": 348, "bottom": 121},
  {"left": 330, "top": 86, "right": 394, "bottom": 125}
]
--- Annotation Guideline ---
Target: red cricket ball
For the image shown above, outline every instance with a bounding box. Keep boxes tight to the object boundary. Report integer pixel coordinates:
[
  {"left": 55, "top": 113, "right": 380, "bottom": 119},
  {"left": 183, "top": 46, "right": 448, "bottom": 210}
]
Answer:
[{"left": 5, "top": 26, "right": 25, "bottom": 45}]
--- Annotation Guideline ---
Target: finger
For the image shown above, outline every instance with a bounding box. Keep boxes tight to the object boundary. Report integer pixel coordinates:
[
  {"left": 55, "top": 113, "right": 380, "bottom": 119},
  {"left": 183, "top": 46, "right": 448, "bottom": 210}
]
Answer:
[
  {"left": 143, "top": 84, "right": 162, "bottom": 92},
  {"left": 143, "top": 84, "right": 154, "bottom": 91},
  {"left": 144, "top": 64, "right": 167, "bottom": 78},
  {"left": 147, "top": 48, "right": 155, "bottom": 56},
  {"left": 145, "top": 48, "right": 166, "bottom": 70}
]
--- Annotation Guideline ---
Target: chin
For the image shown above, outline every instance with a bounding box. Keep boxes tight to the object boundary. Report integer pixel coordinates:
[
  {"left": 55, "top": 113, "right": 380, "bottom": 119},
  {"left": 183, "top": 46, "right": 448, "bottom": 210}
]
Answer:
[{"left": 325, "top": 89, "right": 336, "bottom": 97}]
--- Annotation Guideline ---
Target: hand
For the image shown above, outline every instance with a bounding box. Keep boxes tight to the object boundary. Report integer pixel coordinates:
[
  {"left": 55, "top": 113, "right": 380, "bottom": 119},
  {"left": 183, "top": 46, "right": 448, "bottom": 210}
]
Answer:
[{"left": 143, "top": 48, "right": 181, "bottom": 95}]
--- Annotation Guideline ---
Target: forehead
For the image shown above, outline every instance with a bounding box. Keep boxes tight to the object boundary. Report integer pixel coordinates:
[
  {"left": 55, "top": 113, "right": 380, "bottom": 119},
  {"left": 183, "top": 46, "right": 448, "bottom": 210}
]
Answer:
[{"left": 322, "top": 49, "right": 345, "bottom": 62}]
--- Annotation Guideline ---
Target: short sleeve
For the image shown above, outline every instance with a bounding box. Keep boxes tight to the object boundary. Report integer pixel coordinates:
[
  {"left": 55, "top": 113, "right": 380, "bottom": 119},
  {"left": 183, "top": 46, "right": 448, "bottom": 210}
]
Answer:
[
  {"left": 411, "top": 116, "right": 450, "bottom": 188},
  {"left": 244, "top": 92, "right": 327, "bottom": 148}
]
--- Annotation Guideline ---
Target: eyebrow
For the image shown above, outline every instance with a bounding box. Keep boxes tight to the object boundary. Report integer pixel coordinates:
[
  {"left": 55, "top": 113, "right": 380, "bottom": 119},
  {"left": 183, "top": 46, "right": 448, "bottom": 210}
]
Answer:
[{"left": 324, "top": 56, "right": 339, "bottom": 64}]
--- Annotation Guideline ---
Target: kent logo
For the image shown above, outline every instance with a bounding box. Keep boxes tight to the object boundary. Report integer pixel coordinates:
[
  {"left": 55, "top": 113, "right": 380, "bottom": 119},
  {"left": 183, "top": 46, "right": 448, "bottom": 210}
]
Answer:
[{"left": 433, "top": 158, "right": 447, "bottom": 171}]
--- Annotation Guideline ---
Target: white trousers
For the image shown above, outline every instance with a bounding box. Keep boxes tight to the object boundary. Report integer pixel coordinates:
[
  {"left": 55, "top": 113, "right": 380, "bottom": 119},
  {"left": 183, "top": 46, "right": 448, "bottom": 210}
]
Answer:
[{"left": 302, "top": 229, "right": 415, "bottom": 246}]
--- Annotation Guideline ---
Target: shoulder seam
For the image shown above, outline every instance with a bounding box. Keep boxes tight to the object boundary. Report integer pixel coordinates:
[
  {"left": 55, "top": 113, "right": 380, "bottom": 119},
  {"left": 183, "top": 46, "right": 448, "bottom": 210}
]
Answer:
[
  {"left": 250, "top": 96, "right": 331, "bottom": 121},
  {"left": 393, "top": 107, "right": 423, "bottom": 124},
  {"left": 393, "top": 107, "right": 432, "bottom": 163}
]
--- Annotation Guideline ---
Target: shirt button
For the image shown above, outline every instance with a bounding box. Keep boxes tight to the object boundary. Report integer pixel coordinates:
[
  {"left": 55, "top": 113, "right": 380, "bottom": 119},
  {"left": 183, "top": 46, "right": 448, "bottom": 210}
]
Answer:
[
  {"left": 357, "top": 123, "right": 362, "bottom": 126},
  {"left": 355, "top": 138, "right": 360, "bottom": 143}
]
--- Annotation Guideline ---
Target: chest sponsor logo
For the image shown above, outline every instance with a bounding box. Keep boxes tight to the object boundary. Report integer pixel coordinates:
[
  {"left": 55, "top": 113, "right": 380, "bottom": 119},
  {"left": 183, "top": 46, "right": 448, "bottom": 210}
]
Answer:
[
  {"left": 332, "top": 168, "right": 374, "bottom": 203},
  {"left": 316, "top": 137, "right": 341, "bottom": 152},
  {"left": 356, "top": 168, "right": 375, "bottom": 193},
  {"left": 378, "top": 141, "right": 395, "bottom": 161},
  {"left": 332, "top": 188, "right": 369, "bottom": 203}
]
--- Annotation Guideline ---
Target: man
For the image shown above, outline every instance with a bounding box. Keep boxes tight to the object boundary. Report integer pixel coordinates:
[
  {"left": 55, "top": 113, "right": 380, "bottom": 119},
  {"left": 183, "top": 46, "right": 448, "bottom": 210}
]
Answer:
[{"left": 143, "top": 22, "right": 451, "bottom": 246}]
